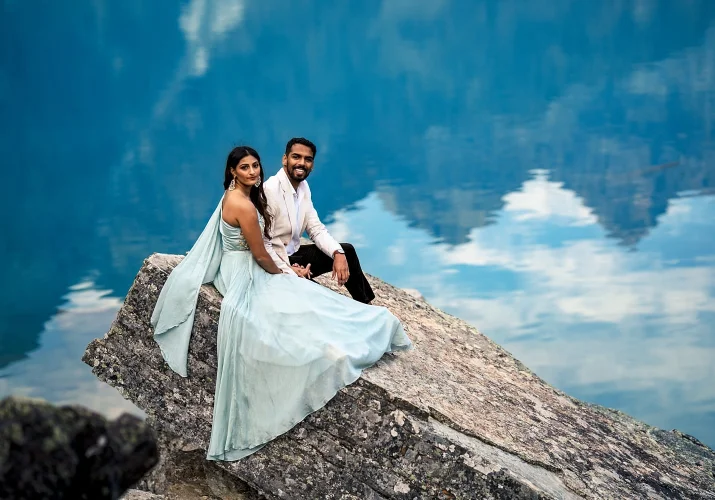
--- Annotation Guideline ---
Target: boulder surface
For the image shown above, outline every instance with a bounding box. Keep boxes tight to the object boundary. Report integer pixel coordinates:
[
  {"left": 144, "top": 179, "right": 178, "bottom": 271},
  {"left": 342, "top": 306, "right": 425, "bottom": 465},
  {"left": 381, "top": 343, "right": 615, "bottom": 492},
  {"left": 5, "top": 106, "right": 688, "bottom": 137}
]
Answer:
[{"left": 83, "top": 253, "right": 715, "bottom": 499}]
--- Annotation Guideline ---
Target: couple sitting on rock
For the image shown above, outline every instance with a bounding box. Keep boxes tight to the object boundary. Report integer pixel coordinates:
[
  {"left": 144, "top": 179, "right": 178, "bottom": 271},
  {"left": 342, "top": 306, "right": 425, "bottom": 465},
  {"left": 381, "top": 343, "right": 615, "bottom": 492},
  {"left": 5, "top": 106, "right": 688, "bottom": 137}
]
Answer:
[{"left": 151, "top": 137, "right": 413, "bottom": 461}]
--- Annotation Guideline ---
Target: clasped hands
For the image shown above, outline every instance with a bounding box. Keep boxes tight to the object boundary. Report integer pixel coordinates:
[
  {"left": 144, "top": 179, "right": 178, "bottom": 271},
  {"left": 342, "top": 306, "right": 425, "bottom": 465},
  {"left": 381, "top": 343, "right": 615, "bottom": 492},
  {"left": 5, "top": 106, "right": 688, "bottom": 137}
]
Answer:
[
  {"left": 291, "top": 253, "right": 349, "bottom": 286},
  {"left": 291, "top": 263, "right": 312, "bottom": 279}
]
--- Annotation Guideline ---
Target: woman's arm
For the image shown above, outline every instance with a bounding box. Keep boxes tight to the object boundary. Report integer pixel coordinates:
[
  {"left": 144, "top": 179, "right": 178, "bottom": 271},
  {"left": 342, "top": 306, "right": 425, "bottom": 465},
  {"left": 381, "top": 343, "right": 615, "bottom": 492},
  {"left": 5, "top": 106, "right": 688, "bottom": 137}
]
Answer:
[{"left": 223, "top": 197, "right": 284, "bottom": 275}]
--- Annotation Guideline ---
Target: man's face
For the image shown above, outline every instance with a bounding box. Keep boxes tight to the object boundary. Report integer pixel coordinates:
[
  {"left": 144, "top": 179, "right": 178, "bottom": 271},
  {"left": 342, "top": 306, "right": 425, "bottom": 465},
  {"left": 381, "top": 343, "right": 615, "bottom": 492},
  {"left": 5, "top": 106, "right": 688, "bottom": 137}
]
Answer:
[{"left": 282, "top": 144, "right": 314, "bottom": 183}]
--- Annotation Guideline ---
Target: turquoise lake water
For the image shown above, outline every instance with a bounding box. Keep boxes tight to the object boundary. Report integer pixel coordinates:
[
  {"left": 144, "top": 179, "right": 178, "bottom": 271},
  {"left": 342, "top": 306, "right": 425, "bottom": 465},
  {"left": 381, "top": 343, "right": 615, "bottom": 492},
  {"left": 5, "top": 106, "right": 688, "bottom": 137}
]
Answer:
[{"left": 1, "top": 1, "right": 714, "bottom": 447}]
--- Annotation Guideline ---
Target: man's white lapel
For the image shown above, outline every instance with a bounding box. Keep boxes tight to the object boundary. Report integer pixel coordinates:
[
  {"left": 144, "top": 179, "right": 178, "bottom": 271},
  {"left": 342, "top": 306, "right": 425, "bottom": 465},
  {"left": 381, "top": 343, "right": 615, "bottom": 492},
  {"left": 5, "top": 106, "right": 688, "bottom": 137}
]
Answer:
[{"left": 279, "top": 170, "right": 296, "bottom": 235}]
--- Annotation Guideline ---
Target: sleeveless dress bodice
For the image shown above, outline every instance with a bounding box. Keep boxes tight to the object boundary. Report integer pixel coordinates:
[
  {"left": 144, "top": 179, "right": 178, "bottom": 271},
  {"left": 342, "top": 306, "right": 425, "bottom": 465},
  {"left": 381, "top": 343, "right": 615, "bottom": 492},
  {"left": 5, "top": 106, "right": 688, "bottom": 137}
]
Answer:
[{"left": 219, "top": 215, "right": 263, "bottom": 252}]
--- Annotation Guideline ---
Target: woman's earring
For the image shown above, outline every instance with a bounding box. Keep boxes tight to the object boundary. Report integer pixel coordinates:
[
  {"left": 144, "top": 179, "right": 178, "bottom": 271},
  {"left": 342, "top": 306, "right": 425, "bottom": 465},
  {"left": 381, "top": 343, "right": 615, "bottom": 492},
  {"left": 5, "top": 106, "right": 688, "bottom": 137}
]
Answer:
[
  {"left": 228, "top": 178, "right": 236, "bottom": 191},
  {"left": 254, "top": 179, "right": 261, "bottom": 188}
]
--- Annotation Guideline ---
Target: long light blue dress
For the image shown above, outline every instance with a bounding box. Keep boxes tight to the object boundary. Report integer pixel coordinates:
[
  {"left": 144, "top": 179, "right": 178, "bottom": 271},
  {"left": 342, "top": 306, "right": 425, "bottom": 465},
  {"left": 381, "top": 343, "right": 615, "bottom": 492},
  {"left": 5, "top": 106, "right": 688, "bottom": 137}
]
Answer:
[{"left": 151, "top": 197, "right": 412, "bottom": 461}]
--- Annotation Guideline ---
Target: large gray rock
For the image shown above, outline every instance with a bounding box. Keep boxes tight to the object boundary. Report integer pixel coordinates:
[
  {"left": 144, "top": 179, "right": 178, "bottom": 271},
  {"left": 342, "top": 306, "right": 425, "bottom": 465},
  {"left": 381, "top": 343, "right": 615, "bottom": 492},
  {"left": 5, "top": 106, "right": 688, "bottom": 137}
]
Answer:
[
  {"left": 83, "top": 253, "right": 715, "bottom": 499},
  {"left": 0, "top": 396, "right": 158, "bottom": 500}
]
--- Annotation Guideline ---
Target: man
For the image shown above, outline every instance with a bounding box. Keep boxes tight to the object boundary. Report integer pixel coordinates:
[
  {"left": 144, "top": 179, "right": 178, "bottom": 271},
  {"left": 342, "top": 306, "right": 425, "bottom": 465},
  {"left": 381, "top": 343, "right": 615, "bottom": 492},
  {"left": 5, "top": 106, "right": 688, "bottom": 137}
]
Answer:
[{"left": 263, "top": 137, "right": 375, "bottom": 304}]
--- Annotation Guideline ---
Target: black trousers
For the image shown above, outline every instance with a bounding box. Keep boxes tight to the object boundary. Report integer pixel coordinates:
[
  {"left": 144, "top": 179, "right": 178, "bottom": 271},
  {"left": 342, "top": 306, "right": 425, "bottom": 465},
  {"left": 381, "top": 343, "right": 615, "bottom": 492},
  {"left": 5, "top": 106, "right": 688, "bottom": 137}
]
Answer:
[{"left": 288, "top": 243, "right": 375, "bottom": 304}]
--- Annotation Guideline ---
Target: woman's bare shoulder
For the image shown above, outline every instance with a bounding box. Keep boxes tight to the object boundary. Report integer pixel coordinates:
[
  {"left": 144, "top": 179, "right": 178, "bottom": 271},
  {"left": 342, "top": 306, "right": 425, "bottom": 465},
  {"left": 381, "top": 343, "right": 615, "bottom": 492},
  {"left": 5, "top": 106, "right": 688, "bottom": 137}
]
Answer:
[{"left": 222, "top": 193, "right": 257, "bottom": 224}]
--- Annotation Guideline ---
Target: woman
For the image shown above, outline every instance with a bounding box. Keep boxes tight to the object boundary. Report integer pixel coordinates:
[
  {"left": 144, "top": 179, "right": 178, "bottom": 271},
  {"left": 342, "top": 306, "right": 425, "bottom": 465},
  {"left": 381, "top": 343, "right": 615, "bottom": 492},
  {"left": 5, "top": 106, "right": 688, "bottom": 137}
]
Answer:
[{"left": 151, "top": 146, "right": 412, "bottom": 461}]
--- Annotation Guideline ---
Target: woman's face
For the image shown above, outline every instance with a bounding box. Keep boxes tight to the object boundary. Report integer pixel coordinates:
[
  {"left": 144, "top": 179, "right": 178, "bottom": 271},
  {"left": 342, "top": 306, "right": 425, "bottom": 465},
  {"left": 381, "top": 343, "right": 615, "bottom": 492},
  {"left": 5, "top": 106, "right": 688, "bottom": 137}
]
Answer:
[{"left": 231, "top": 154, "right": 261, "bottom": 188}]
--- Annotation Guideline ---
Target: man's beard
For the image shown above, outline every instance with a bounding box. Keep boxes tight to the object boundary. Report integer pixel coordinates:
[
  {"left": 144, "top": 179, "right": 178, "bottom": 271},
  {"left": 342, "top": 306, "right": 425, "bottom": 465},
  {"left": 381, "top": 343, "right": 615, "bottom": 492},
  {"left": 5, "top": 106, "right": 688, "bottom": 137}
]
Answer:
[{"left": 288, "top": 166, "right": 311, "bottom": 182}]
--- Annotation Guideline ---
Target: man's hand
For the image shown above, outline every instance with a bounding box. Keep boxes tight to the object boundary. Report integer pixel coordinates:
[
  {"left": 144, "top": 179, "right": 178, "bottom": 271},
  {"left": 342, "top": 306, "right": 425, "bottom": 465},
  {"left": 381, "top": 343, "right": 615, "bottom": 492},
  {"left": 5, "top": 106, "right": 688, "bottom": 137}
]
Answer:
[
  {"left": 292, "top": 263, "right": 312, "bottom": 279},
  {"left": 332, "top": 252, "right": 349, "bottom": 286}
]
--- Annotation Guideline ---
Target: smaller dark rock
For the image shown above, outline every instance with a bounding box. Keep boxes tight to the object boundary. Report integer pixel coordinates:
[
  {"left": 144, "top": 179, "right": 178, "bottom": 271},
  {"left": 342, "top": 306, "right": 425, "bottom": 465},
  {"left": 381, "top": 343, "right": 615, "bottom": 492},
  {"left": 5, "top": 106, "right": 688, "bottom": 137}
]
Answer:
[{"left": 0, "top": 396, "right": 159, "bottom": 500}]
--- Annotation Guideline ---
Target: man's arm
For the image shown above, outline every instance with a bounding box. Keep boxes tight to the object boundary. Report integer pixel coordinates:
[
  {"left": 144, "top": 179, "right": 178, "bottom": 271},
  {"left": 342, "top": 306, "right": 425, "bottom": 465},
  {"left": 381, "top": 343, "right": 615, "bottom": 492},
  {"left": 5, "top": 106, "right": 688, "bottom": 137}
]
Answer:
[
  {"left": 304, "top": 200, "right": 342, "bottom": 258},
  {"left": 303, "top": 195, "right": 349, "bottom": 285},
  {"left": 304, "top": 200, "right": 349, "bottom": 285}
]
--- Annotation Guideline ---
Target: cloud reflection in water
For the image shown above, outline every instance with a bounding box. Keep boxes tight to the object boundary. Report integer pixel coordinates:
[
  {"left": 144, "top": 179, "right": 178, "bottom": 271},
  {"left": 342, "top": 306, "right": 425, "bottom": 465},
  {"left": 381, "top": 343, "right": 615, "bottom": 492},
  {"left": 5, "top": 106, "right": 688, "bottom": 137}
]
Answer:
[
  {"left": 326, "top": 177, "right": 715, "bottom": 445},
  {"left": 0, "top": 280, "right": 141, "bottom": 420}
]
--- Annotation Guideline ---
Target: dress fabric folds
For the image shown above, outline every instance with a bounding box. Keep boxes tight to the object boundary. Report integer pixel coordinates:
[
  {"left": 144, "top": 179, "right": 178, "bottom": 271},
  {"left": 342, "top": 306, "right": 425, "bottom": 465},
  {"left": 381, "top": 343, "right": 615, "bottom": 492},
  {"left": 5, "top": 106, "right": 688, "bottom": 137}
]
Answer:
[{"left": 151, "top": 198, "right": 412, "bottom": 461}]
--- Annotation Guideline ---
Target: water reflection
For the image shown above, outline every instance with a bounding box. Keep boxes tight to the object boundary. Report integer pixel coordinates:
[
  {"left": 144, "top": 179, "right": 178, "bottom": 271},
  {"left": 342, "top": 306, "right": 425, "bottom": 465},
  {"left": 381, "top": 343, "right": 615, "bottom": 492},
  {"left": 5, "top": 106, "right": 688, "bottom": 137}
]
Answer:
[
  {"left": 326, "top": 184, "right": 715, "bottom": 444},
  {"left": 0, "top": 279, "right": 141, "bottom": 419},
  {"left": 1, "top": 0, "right": 714, "bottom": 446}
]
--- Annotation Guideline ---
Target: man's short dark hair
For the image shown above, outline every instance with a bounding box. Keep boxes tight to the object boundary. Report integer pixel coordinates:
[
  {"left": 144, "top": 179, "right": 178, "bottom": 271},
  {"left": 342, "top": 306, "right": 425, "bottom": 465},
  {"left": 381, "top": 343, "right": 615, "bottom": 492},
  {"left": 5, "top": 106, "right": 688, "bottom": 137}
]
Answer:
[{"left": 285, "top": 137, "right": 317, "bottom": 157}]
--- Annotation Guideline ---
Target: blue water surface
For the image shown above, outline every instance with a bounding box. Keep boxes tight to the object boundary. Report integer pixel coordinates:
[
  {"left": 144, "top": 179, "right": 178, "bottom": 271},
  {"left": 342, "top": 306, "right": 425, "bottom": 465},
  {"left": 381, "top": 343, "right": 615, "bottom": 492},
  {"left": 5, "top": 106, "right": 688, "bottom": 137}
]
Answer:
[{"left": 1, "top": 0, "right": 714, "bottom": 446}]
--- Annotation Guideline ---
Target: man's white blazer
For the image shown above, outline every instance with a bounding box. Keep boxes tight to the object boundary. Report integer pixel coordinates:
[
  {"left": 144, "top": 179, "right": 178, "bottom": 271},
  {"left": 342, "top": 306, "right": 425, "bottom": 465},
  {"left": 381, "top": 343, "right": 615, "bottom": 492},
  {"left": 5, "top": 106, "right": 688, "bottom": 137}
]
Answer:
[{"left": 263, "top": 168, "right": 342, "bottom": 273}]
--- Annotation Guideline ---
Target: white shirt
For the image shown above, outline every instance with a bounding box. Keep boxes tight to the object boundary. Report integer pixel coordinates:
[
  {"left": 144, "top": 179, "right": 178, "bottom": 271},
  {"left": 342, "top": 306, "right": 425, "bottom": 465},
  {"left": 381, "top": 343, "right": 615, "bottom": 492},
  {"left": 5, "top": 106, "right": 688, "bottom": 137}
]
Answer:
[{"left": 285, "top": 179, "right": 307, "bottom": 256}]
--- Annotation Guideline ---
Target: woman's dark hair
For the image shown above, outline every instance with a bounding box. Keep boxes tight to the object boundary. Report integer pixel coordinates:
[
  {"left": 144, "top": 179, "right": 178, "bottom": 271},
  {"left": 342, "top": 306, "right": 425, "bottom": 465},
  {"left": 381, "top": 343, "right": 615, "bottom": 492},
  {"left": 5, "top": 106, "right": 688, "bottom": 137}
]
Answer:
[{"left": 223, "top": 146, "right": 272, "bottom": 238}]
